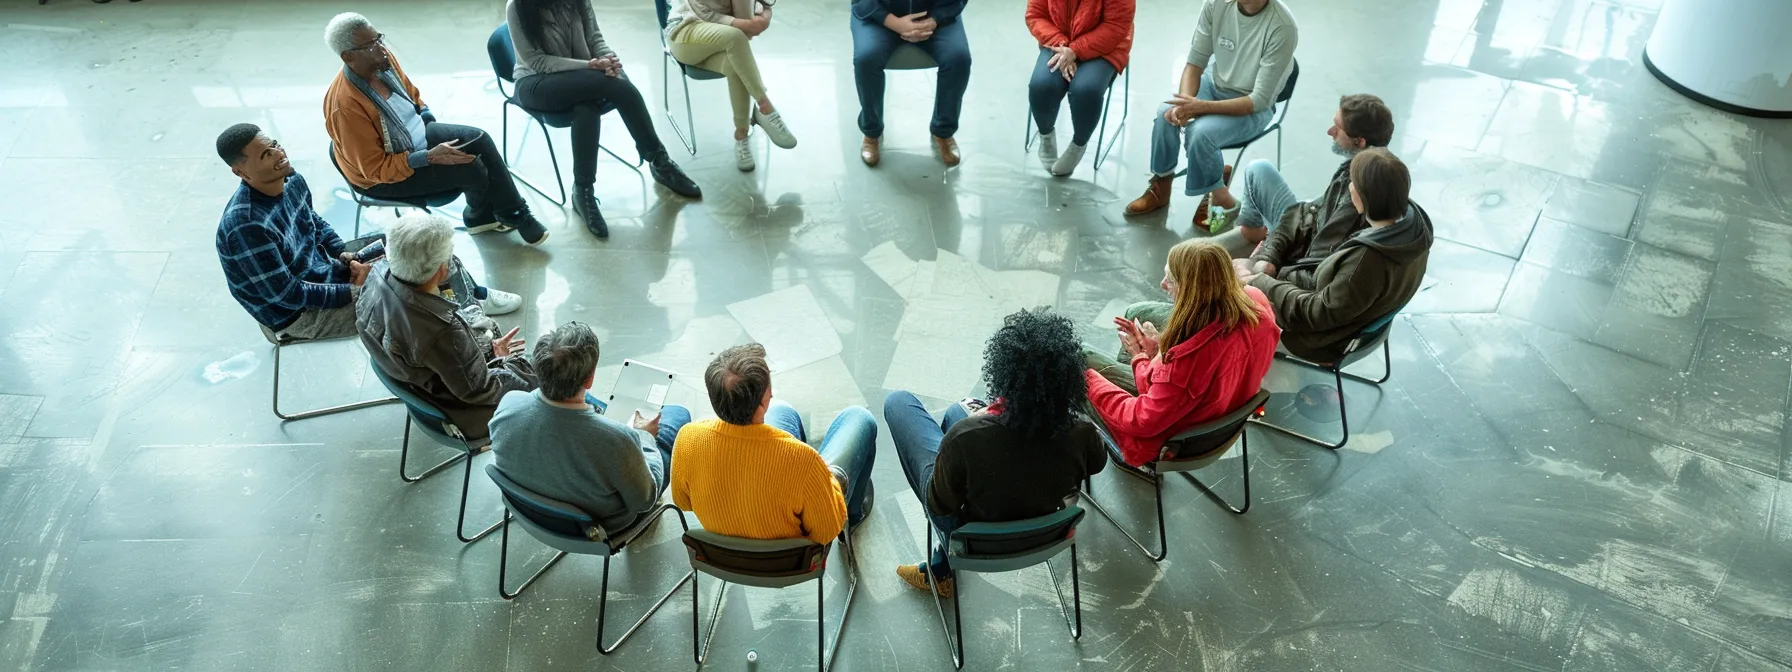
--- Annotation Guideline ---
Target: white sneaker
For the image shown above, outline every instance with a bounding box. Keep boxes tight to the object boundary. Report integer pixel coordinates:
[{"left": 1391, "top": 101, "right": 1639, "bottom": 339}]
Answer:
[
  {"left": 482, "top": 288, "right": 523, "bottom": 316},
  {"left": 751, "top": 107, "right": 798, "bottom": 149},
  {"left": 734, "top": 138, "right": 756, "bottom": 172},
  {"left": 1037, "top": 131, "right": 1058, "bottom": 171},
  {"left": 1051, "top": 142, "right": 1086, "bottom": 177}
]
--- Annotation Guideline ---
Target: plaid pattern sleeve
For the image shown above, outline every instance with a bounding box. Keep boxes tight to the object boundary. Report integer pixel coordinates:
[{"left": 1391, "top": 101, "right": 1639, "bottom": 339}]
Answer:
[
  {"left": 292, "top": 175, "right": 347, "bottom": 258},
  {"left": 216, "top": 184, "right": 353, "bottom": 329}
]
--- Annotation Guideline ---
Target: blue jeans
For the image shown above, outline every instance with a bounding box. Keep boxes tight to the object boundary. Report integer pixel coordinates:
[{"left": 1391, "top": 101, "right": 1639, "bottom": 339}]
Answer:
[
  {"left": 850, "top": 18, "right": 972, "bottom": 139},
  {"left": 884, "top": 390, "right": 971, "bottom": 576},
  {"left": 1149, "top": 74, "right": 1276, "bottom": 196},
  {"left": 584, "top": 396, "right": 690, "bottom": 497},
  {"left": 1028, "top": 48, "right": 1117, "bottom": 146},
  {"left": 766, "top": 401, "right": 879, "bottom": 528},
  {"left": 1235, "top": 159, "right": 1301, "bottom": 232}
]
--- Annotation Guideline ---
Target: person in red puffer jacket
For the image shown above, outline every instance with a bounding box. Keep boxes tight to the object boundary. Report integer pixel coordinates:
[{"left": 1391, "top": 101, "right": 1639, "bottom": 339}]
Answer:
[
  {"left": 1025, "top": 0, "right": 1133, "bottom": 176},
  {"left": 1084, "top": 239, "right": 1280, "bottom": 468}
]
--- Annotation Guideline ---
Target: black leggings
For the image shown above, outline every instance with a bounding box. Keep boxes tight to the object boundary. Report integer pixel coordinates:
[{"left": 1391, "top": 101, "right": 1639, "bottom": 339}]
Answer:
[{"left": 515, "top": 69, "right": 665, "bottom": 185}]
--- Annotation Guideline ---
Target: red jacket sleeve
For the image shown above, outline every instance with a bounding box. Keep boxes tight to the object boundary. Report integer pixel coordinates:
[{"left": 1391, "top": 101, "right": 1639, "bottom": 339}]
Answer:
[
  {"left": 1026, "top": 0, "right": 1069, "bottom": 46},
  {"left": 1084, "top": 362, "right": 1185, "bottom": 466},
  {"left": 1068, "top": 0, "right": 1134, "bottom": 61}
]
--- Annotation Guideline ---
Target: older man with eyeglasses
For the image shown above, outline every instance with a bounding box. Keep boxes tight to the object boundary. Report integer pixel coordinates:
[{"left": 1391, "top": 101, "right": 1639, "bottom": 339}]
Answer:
[{"left": 323, "top": 12, "right": 550, "bottom": 246}]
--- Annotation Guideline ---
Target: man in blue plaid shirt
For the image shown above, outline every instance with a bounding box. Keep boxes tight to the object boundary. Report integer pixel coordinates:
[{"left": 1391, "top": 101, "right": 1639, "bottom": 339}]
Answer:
[{"left": 214, "top": 123, "right": 521, "bottom": 344}]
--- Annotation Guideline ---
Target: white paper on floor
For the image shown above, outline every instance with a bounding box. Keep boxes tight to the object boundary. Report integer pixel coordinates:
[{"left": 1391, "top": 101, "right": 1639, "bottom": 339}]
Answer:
[
  {"left": 861, "top": 242, "right": 1064, "bottom": 400},
  {"left": 727, "top": 284, "right": 843, "bottom": 373},
  {"left": 770, "top": 355, "right": 868, "bottom": 439}
]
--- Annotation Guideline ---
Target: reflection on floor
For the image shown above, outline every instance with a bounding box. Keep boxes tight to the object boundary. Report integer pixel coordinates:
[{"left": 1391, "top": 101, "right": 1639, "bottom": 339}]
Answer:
[{"left": 1, "top": 0, "right": 1789, "bottom": 670}]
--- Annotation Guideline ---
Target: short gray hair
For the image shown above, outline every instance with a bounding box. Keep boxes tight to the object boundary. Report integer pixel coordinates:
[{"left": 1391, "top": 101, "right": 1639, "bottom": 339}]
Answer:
[
  {"left": 325, "top": 12, "right": 374, "bottom": 54},
  {"left": 533, "top": 323, "right": 601, "bottom": 402},
  {"left": 385, "top": 214, "right": 455, "bottom": 284}
]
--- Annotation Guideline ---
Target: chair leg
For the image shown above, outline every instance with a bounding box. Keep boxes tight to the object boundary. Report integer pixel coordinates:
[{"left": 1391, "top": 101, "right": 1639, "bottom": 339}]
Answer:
[
  {"left": 1093, "top": 69, "right": 1128, "bottom": 171},
  {"left": 1180, "top": 430, "right": 1252, "bottom": 514},
  {"left": 1250, "top": 342, "right": 1392, "bottom": 450},
  {"left": 925, "top": 525, "right": 966, "bottom": 669},
  {"left": 1044, "top": 544, "right": 1081, "bottom": 639},
  {"left": 661, "top": 52, "right": 698, "bottom": 155},
  {"left": 597, "top": 507, "right": 694, "bottom": 654},
  {"left": 691, "top": 573, "right": 728, "bottom": 665},
  {"left": 353, "top": 205, "right": 363, "bottom": 240},
  {"left": 271, "top": 342, "right": 398, "bottom": 421},
  {"left": 819, "top": 524, "right": 859, "bottom": 672},
  {"left": 507, "top": 114, "right": 569, "bottom": 207},
  {"left": 1079, "top": 470, "right": 1168, "bottom": 562},
  {"left": 497, "top": 514, "right": 569, "bottom": 600},
  {"left": 455, "top": 449, "right": 502, "bottom": 543},
  {"left": 398, "top": 416, "right": 467, "bottom": 483}
]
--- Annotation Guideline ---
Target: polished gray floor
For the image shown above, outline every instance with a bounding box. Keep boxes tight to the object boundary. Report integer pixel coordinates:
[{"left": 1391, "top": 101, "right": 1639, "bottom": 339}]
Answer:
[{"left": 2, "top": 0, "right": 1790, "bottom": 670}]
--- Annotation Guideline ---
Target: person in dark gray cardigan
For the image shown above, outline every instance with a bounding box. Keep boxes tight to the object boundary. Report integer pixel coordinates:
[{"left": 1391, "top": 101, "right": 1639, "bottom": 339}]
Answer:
[{"left": 507, "top": 0, "right": 701, "bottom": 239}]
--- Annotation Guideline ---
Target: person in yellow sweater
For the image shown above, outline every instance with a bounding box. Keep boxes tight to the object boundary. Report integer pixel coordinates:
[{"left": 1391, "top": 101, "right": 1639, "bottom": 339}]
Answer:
[{"left": 671, "top": 344, "right": 878, "bottom": 545}]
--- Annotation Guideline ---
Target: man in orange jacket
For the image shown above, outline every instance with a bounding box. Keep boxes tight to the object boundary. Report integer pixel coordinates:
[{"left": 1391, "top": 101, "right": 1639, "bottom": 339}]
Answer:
[{"left": 322, "top": 12, "right": 549, "bottom": 246}]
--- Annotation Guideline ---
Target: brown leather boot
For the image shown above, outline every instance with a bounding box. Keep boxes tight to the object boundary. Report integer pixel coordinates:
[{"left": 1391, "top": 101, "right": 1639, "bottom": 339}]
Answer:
[
  {"left": 933, "top": 136, "right": 961, "bottom": 167},
  {"left": 861, "top": 136, "right": 881, "bottom": 167},
  {"left": 1125, "top": 175, "right": 1174, "bottom": 216}
]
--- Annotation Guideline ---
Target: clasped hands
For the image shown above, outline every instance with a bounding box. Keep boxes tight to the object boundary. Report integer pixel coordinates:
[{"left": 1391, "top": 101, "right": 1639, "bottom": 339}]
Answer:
[
  {"left": 1162, "top": 93, "right": 1205, "bottom": 127},
  {"left": 1231, "top": 258, "right": 1277, "bottom": 283},
  {"left": 1115, "top": 317, "right": 1162, "bottom": 361},
  {"left": 886, "top": 12, "right": 936, "bottom": 42},
  {"left": 1045, "top": 44, "right": 1077, "bottom": 81},
  {"left": 588, "top": 55, "right": 623, "bottom": 76}
]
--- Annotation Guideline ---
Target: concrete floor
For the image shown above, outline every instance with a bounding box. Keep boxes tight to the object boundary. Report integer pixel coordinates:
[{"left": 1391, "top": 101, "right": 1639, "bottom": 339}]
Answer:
[{"left": 2, "top": 0, "right": 1790, "bottom": 670}]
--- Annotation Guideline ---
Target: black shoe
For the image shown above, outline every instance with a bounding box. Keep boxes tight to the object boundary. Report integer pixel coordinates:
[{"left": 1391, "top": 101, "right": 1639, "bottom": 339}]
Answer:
[
  {"left": 511, "top": 212, "right": 548, "bottom": 246},
  {"left": 575, "top": 185, "right": 608, "bottom": 239},
  {"left": 648, "top": 154, "right": 702, "bottom": 199}
]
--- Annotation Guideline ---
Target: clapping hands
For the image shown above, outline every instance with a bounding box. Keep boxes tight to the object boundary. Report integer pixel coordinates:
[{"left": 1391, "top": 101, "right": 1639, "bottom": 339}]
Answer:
[{"left": 1115, "top": 317, "right": 1161, "bottom": 360}]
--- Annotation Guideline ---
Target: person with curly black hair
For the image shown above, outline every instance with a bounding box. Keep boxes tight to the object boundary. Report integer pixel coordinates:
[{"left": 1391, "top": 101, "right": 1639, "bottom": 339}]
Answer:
[{"left": 883, "top": 309, "right": 1106, "bottom": 597}]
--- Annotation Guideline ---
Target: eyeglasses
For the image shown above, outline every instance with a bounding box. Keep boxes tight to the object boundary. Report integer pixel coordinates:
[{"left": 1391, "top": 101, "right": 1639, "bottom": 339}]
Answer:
[{"left": 348, "top": 34, "right": 385, "bottom": 53}]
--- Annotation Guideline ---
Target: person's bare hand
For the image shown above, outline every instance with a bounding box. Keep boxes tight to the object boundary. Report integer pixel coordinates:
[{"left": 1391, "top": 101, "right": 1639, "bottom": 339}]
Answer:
[
  {"left": 348, "top": 260, "right": 372, "bottom": 286},
  {"left": 1232, "top": 258, "right": 1255, "bottom": 280},
  {"left": 1114, "top": 316, "right": 1143, "bottom": 358},
  {"left": 1047, "top": 45, "right": 1076, "bottom": 79},
  {"left": 1061, "top": 58, "right": 1077, "bottom": 81},
  {"left": 1163, "top": 94, "right": 1200, "bottom": 127},
  {"left": 1135, "top": 320, "right": 1162, "bottom": 358},
  {"left": 427, "top": 141, "right": 475, "bottom": 165},
  {"left": 631, "top": 410, "right": 662, "bottom": 436},
  {"left": 886, "top": 11, "right": 927, "bottom": 35},
  {"left": 1257, "top": 261, "right": 1278, "bottom": 278},
  {"left": 340, "top": 251, "right": 358, "bottom": 265},
  {"left": 491, "top": 326, "right": 524, "bottom": 359}
]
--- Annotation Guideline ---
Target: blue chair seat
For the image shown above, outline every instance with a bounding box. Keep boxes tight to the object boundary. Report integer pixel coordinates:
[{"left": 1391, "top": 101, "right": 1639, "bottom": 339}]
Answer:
[
  {"left": 928, "top": 507, "right": 1084, "bottom": 668},
  {"left": 679, "top": 63, "right": 726, "bottom": 81},
  {"left": 369, "top": 361, "right": 503, "bottom": 544}
]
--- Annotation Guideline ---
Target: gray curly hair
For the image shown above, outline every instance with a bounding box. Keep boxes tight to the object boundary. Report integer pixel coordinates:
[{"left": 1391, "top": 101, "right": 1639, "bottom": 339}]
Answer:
[{"left": 324, "top": 12, "right": 375, "bottom": 55}]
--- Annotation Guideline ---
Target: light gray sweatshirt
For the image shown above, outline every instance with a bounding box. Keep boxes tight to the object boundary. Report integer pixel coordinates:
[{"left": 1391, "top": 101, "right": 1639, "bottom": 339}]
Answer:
[
  {"left": 1186, "top": 0, "right": 1299, "bottom": 113},
  {"left": 488, "top": 390, "right": 665, "bottom": 534},
  {"left": 665, "top": 0, "right": 749, "bottom": 42},
  {"left": 507, "top": 0, "right": 616, "bottom": 81}
]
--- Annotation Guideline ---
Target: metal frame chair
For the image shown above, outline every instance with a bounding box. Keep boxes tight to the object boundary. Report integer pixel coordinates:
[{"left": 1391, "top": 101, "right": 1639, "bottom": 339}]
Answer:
[
  {"left": 685, "top": 526, "right": 858, "bottom": 671},
  {"left": 927, "top": 507, "right": 1085, "bottom": 669},
  {"left": 1219, "top": 59, "right": 1300, "bottom": 170},
  {"left": 1023, "top": 67, "right": 1131, "bottom": 171},
  {"left": 486, "top": 24, "right": 642, "bottom": 207},
  {"left": 368, "top": 363, "right": 502, "bottom": 544},
  {"left": 485, "top": 466, "right": 695, "bottom": 653},
  {"left": 328, "top": 144, "right": 461, "bottom": 239},
  {"left": 1080, "top": 390, "right": 1268, "bottom": 562},
  {"left": 1251, "top": 313, "right": 1397, "bottom": 451},
  {"left": 269, "top": 334, "right": 398, "bottom": 421},
  {"left": 654, "top": 0, "right": 731, "bottom": 155}
]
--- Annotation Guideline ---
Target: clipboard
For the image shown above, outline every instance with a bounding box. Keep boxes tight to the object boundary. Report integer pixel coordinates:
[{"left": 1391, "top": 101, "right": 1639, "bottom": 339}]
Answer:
[{"left": 606, "top": 359, "right": 677, "bottom": 420}]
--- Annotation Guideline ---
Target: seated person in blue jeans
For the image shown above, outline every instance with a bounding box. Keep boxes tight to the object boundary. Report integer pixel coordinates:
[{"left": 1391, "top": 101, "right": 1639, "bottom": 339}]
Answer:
[
  {"left": 672, "top": 344, "right": 878, "bottom": 546},
  {"left": 849, "top": 0, "right": 971, "bottom": 168},
  {"left": 885, "top": 309, "right": 1105, "bottom": 596},
  {"left": 1123, "top": 0, "right": 1298, "bottom": 232},
  {"left": 489, "top": 322, "right": 689, "bottom": 534}
]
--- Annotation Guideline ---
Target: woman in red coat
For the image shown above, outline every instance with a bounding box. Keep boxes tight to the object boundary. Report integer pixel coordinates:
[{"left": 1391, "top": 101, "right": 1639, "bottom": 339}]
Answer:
[
  {"left": 1084, "top": 240, "right": 1280, "bottom": 468},
  {"left": 1025, "top": 0, "right": 1133, "bottom": 176}
]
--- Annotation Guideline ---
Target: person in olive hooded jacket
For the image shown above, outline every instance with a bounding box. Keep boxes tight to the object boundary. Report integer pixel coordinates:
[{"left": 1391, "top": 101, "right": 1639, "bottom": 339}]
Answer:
[{"left": 1241, "top": 148, "right": 1431, "bottom": 364}]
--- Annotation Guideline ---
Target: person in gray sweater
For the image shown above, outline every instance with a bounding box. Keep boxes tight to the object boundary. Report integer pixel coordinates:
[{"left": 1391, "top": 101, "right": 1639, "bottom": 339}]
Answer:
[
  {"left": 488, "top": 322, "right": 691, "bottom": 534},
  {"left": 507, "top": 0, "right": 701, "bottom": 239}
]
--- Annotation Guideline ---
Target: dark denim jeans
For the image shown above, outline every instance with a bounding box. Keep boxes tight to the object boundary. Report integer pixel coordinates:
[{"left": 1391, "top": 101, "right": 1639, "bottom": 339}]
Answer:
[
  {"left": 884, "top": 390, "right": 971, "bottom": 576},
  {"left": 850, "top": 18, "right": 972, "bottom": 139}
]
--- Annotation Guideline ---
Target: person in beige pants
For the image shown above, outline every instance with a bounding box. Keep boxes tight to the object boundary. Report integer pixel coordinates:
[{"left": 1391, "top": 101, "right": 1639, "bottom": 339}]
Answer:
[{"left": 664, "top": 0, "right": 798, "bottom": 171}]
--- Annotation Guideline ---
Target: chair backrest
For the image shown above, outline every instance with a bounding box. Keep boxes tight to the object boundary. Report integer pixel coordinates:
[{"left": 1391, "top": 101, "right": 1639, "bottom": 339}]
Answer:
[
  {"left": 1159, "top": 389, "right": 1270, "bottom": 467},
  {"left": 366, "top": 359, "right": 474, "bottom": 446},
  {"left": 683, "top": 529, "right": 829, "bottom": 588},
  {"left": 653, "top": 0, "right": 671, "bottom": 31},
  {"left": 1276, "top": 59, "right": 1300, "bottom": 104},
  {"left": 487, "top": 24, "right": 517, "bottom": 84},
  {"left": 948, "top": 506, "right": 1084, "bottom": 573},
  {"left": 485, "top": 464, "right": 598, "bottom": 539}
]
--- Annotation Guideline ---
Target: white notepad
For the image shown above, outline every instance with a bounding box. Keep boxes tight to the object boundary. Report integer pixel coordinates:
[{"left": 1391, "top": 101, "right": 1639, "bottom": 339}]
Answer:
[{"left": 606, "top": 359, "right": 677, "bottom": 420}]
